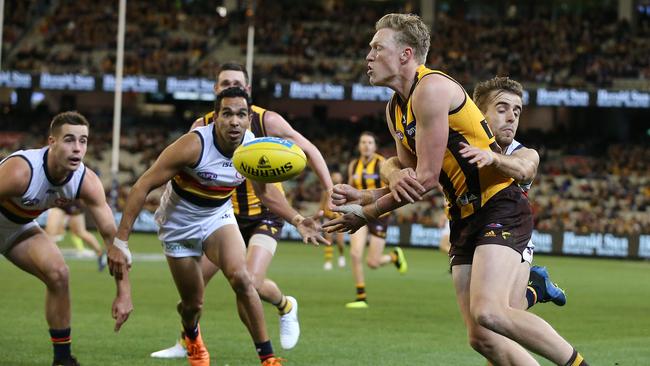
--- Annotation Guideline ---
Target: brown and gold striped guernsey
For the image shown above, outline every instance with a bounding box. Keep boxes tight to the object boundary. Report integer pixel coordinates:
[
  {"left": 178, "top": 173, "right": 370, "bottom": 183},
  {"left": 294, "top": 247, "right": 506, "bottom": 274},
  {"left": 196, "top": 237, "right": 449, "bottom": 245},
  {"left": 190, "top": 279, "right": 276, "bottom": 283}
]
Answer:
[
  {"left": 350, "top": 153, "right": 385, "bottom": 191},
  {"left": 202, "top": 105, "right": 285, "bottom": 217},
  {"left": 388, "top": 65, "right": 513, "bottom": 220}
]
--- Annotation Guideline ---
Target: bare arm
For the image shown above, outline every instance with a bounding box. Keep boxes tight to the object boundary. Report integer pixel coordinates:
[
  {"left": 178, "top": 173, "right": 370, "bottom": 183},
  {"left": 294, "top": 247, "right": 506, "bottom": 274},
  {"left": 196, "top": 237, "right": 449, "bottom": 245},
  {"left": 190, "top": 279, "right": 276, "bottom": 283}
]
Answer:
[
  {"left": 264, "top": 111, "right": 333, "bottom": 191},
  {"left": 78, "top": 168, "right": 132, "bottom": 331},
  {"left": 251, "top": 180, "right": 329, "bottom": 245},
  {"left": 381, "top": 104, "right": 424, "bottom": 203},
  {"left": 251, "top": 181, "right": 301, "bottom": 224},
  {"left": 116, "top": 132, "right": 201, "bottom": 241},
  {"left": 459, "top": 143, "right": 539, "bottom": 183},
  {"left": 364, "top": 77, "right": 455, "bottom": 218},
  {"left": 325, "top": 79, "right": 456, "bottom": 233}
]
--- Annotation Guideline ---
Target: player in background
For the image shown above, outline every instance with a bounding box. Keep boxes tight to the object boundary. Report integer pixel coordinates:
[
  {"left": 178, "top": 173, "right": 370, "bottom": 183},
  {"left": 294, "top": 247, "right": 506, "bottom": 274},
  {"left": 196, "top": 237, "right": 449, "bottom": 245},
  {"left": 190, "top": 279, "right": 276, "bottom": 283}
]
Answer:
[
  {"left": 152, "top": 62, "right": 333, "bottom": 358},
  {"left": 325, "top": 14, "right": 587, "bottom": 365},
  {"left": 45, "top": 201, "right": 107, "bottom": 271},
  {"left": 321, "top": 171, "right": 346, "bottom": 270},
  {"left": 0, "top": 111, "right": 132, "bottom": 366},
  {"left": 344, "top": 131, "right": 406, "bottom": 309}
]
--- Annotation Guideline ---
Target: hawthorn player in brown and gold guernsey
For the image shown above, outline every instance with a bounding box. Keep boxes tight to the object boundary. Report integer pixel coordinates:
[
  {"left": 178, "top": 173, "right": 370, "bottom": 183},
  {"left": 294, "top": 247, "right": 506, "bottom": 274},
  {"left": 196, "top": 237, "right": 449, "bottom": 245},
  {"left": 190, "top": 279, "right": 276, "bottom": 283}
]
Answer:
[
  {"left": 324, "top": 13, "right": 588, "bottom": 366},
  {"left": 344, "top": 132, "right": 407, "bottom": 309},
  {"left": 151, "top": 62, "right": 333, "bottom": 359},
  {"left": 388, "top": 65, "right": 511, "bottom": 221}
]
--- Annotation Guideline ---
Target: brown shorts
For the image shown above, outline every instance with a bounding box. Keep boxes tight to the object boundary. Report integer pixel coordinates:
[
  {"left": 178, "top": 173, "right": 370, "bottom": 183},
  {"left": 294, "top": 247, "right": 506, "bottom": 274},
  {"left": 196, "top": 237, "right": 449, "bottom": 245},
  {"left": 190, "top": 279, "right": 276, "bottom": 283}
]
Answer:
[
  {"left": 449, "top": 184, "right": 533, "bottom": 267},
  {"left": 367, "top": 214, "right": 389, "bottom": 239},
  {"left": 236, "top": 213, "right": 284, "bottom": 245}
]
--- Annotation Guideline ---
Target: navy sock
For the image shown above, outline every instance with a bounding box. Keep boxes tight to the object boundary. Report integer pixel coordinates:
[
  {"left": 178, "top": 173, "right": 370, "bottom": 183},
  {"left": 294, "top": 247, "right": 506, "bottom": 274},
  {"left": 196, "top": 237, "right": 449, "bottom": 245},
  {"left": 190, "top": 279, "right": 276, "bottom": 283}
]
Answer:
[
  {"left": 526, "top": 286, "right": 538, "bottom": 309},
  {"left": 49, "top": 328, "right": 71, "bottom": 360},
  {"left": 255, "top": 340, "right": 274, "bottom": 362},
  {"left": 183, "top": 323, "right": 199, "bottom": 340}
]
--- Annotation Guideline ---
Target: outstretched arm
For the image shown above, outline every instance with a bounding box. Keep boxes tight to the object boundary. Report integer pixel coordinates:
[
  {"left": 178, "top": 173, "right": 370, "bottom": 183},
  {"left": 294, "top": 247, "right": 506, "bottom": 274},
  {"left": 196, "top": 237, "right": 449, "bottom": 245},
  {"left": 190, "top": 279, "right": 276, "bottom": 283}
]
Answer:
[
  {"left": 78, "top": 169, "right": 133, "bottom": 331},
  {"left": 459, "top": 143, "right": 539, "bottom": 183},
  {"left": 251, "top": 180, "right": 329, "bottom": 246}
]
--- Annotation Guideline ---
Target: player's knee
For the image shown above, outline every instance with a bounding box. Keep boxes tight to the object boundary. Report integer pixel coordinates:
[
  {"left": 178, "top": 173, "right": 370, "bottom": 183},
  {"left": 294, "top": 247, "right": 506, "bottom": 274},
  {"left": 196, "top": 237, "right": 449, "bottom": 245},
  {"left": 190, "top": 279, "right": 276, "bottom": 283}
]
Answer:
[
  {"left": 44, "top": 263, "right": 70, "bottom": 290},
  {"left": 468, "top": 332, "right": 497, "bottom": 356},
  {"left": 249, "top": 273, "right": 266, "bottom": 292},
  {"left": 366, "top": 257, "right": 380, "bottom": 269},
  {"left": 227, "top": 268, "right": 253, "bottom": 293},
  {"left": 471, "top": 305, "right": 507, "bottom": 333},
  {"left": 349, "top": 249, "right": 363, "bottom": 262}
]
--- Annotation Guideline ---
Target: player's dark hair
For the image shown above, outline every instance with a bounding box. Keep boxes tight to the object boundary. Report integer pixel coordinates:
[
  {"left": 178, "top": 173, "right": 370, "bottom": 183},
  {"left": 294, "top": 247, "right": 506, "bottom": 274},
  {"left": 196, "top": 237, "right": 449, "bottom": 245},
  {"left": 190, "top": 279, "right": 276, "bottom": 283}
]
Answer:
[
  {"left": 49, "top": 111, "right": 90, "bottom": 136},
  {"left": 214, "top": 87, "right": 252, "bottom": 114},
  {"left": 218, "top": 62, "right": 249, "bottom": 85},
  {"left": 360, "top": 131, "right": 379, "bottom": 144},
  {"left": 473, "top": 76, "right": 524, "bottom": 113}
]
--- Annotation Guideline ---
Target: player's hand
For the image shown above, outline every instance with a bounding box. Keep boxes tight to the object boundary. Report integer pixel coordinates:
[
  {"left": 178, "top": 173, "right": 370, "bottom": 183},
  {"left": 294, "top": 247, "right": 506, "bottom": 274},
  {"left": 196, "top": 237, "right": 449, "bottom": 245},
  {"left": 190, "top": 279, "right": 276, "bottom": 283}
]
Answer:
[
  {"left": 107, "top": 240, "right": 131, "bottom": 280},
  {"left": 296, "top": 211, "right": 330, "bottom": 246},
  {"left": 112, "top": 293, "right": 133, "bottom": 332},
  {"left": 459, "top": 142, "right": 497, "bottom": 168},
  {"left": 323, "top": 212, "right": 367, "bottom": 234},
  {"left": 386, "top": 168, "right": 425, "bottom": 203},
  {"left": 330, "top": 184, "right": 363, "bottom": 206}
]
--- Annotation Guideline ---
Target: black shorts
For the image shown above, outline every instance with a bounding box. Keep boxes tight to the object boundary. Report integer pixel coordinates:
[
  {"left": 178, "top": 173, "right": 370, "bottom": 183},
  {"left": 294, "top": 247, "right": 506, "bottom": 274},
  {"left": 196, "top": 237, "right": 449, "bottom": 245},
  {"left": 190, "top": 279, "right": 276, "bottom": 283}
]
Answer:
[
  {"left": 236, "top": 212, "right": 284, "bottom": 245},
  {"left": 367, "top": 214, "right": 389, "bottom": 239},
  {"left": 449, "top": 184, "right": 533, "bottom": 267}
]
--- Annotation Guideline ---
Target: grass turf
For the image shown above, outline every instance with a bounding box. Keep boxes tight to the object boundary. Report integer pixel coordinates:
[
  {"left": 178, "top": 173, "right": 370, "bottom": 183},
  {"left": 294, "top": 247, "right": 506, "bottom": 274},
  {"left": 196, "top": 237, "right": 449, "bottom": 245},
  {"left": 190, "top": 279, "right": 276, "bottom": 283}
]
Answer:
[{"left": 1, "top": 233, "right": 649, "bottom": 365}]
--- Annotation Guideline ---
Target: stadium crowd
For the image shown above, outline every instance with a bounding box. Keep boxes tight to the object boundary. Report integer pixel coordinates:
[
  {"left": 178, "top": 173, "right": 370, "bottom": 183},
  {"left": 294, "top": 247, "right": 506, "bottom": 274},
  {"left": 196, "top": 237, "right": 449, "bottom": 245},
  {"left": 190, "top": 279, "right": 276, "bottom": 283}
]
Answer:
[
  {"left": 2, "top": 1, "right": 649, "bottom": 88},
  {"left": 1, "top": 110, "right": 647, "bottom": 235}
]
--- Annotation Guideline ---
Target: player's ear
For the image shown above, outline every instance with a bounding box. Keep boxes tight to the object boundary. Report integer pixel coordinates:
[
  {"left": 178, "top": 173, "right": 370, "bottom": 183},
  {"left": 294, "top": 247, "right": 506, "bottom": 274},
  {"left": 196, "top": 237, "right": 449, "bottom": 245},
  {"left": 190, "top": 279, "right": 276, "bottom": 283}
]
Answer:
[{"left": 400, "top": 48, "right": 412, "bottom": 63}]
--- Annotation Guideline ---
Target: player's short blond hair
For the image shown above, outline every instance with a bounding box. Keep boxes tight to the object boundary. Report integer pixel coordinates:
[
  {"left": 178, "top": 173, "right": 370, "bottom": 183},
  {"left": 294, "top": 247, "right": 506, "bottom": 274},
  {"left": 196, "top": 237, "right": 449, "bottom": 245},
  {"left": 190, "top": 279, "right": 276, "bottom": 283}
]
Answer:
[
  {"left": 375, "top": 13, "right": 430, "bottom": 64},
  {"left": 473, "top": 77, "right": 524, "bottom": 113}
]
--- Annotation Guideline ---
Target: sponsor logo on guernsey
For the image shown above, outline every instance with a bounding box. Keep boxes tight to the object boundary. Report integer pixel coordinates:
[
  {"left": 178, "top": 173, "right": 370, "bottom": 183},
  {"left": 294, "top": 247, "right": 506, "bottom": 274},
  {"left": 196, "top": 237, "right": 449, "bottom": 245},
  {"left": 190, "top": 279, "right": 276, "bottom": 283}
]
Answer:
[
  {"left": 396, "top": 131, "right": 404, "bottom": 140},
  {"left": 486, "top": 223, "right": 503, "bottom": 228},
  {"left": 501, "top": 231, "right": 512, "bottom": 240},
  {"left": 197, "top": 171, "right": 219, "bottom": 180}
]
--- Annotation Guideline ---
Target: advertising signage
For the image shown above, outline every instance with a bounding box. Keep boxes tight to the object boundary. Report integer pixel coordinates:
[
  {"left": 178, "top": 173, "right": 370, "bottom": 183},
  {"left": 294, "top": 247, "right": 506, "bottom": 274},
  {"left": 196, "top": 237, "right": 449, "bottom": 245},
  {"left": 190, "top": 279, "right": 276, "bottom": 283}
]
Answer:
[{"left": 1, "top": 70, "right": 650, "bottom": 108}]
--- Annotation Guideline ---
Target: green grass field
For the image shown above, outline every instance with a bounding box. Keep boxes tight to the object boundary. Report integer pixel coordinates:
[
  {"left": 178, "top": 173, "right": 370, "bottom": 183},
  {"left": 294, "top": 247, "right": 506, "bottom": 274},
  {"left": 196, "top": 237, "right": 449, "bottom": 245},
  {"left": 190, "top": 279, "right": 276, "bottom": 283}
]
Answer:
[{"left": 1, "top": 232, "right": 649, "bottom": 365}]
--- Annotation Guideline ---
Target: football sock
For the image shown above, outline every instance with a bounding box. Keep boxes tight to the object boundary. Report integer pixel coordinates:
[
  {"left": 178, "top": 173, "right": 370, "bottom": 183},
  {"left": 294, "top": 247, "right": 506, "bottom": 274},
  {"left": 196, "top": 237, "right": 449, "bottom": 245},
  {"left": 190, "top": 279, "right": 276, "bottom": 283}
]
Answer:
[
  {"left": 526, "top": 286, "right": 538, "bottom": 309},
  {"left": 528, "top": 270, "right": 547, "bottom": 304},
  {"left": 324, "top": 246, "right": 333, "bottom": 261},
  {"left": 564, "top": 348, "right": 588, "bottom": 366},
  {"left": 356, "top": 283, "right": 367, "bottom": 302},
  {"left": 275, "top": 295, "right": 293, "bottom": 315},
  {"left": 390, "top": 251, "right": 398, "bottom": 263},
  {"left": 255, "top": 340, "right": 274, "bottom": 362},
  {"left": 183, "top": 322, "right": 199, "bottom": 340},
  {"left": 50, "top": 328, "right": 72, "bottom": 360}
]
